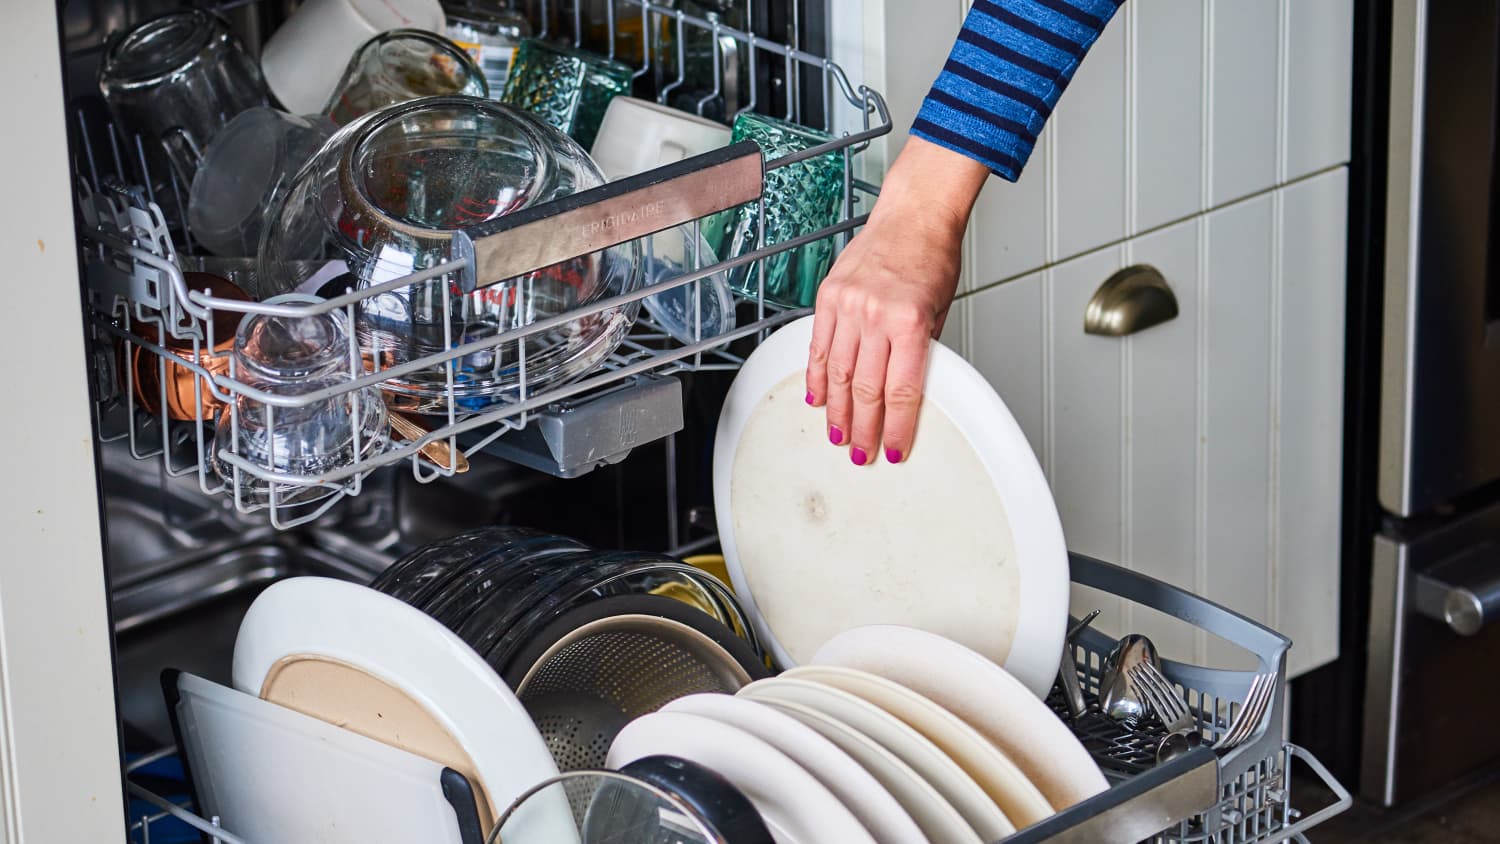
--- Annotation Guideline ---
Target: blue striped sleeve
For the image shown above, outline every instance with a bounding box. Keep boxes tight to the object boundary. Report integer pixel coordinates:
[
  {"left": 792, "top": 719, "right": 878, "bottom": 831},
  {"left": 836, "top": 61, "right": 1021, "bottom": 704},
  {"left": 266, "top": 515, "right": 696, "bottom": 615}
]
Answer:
[{"left": 912, "top": 0, "right": 1124, "bottom": 181}]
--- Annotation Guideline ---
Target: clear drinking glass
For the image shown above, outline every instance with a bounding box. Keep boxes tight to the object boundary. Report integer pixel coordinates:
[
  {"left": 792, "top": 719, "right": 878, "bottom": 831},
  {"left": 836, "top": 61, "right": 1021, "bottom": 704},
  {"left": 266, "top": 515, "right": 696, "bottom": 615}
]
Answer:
[
  {"left": 213, "top": 295, "right": 388, "bottom": 506},
  {"left": 500, "top": 38, "right": 634, "bottom": 148},
  {"left": 443, "top": 3, "right": 533, "bottom": 97},
  {"left": 187, "top": 108, "right": 337, "bottom": 257},
  {"left": 98, "top": 9, "right": 267, "bottom": 193},
  {"left": 326, "top": 30, "right": 490, "bottom": 126},
  {"left": 257, "top": 97, "right": 642, "bottom": 414},
  {"left": 702, "top": 111, "right": 844, "bottom": 309}
]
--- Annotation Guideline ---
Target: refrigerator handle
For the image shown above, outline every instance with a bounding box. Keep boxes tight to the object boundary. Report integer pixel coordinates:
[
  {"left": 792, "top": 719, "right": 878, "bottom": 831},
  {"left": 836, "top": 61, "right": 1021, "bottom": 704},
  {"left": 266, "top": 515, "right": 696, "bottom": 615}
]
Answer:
[{"left": 1414, "top": 543, "right": 1500, "bottom": 635}]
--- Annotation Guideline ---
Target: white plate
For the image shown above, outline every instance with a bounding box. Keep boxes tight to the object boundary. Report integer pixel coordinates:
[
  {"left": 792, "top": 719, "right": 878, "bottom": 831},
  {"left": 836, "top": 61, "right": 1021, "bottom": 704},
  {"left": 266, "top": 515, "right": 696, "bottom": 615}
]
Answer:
[
  {"left": 739, "top": 688, "right": 982, "bottom": 844},
  {"left": 661, "top": 693, "right": 926, "bottom": 844},
  {"left": 740, "top": 676, "right": 1014, "bottom": 842},
  {"left": 713, "top": 314, "right": 1067, "bottom": 696},
  {"left": 811, "top": 624, "right": 1109, "bottom": 809},
  {"left": 783, "top": 665, "right": 1054, "bottom": 829},
  {"left": 231, "top": 576, "right": 574, "bottom": 843},
  {"left": 606, "top": 710, "right": 876, "bottom": 844}
]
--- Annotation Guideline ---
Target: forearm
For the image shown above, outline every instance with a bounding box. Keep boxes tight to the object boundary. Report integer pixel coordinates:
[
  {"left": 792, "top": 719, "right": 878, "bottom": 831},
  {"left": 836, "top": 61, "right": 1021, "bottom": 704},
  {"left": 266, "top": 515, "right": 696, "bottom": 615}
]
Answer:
[{"left": 912, "top": 0, "right": 1124, "bottom": 181}]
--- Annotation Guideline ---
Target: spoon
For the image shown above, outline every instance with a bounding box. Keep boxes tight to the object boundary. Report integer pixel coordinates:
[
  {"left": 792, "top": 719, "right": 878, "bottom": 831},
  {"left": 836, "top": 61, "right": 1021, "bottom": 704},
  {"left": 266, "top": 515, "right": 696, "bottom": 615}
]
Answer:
[
  {"left": 1100, "top": 633, "right": 1159, "bottom": 722},
  {"left": 388, "top": 411, "right": 469, "bottom": 473}
]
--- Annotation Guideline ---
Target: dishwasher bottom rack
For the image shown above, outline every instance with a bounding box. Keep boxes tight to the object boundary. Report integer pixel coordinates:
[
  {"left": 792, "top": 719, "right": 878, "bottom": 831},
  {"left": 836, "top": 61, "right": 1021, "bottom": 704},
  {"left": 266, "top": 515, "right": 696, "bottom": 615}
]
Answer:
[{"left": 122, "top": 554, "right": 1350, "bottom": 844}]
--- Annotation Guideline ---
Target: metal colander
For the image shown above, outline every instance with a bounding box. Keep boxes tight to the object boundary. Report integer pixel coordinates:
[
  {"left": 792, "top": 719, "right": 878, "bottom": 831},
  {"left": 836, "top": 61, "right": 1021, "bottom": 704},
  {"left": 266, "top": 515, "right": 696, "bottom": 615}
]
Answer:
[{"left": 517, "top": 615, "right": 754, "bottom": 773}]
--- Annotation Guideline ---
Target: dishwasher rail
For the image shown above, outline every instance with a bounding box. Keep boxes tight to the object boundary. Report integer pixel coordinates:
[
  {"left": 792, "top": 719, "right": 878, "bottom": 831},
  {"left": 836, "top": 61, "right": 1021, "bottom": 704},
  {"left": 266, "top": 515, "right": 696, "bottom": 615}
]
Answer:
[
  {"left": 122, "top": 554, "right": 1350, "bottom": 844},
  {"left": 77, "top": 0, "right": 889, "bottom": 529}
]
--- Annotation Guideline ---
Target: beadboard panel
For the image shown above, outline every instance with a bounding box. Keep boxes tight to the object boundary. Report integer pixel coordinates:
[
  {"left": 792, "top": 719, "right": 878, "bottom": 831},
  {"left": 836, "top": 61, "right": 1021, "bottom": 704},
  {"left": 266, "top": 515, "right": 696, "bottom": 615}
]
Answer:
[
  {"left": 1274, "top": 169, "right": 1349, "bottom": 677},
  {"left": 1052, "top": 11, "right": 1129, "bottom": 261},
  {"left": 1200, "top": 193, "right": 1277, "bottom": 672},
  {"left": 960, "top": 0, "right": 1352, "bottom": 290},
  {"left": 1284, "top": 0, "right": 1355, "bottom": 182},
  {"left": 1208, "top": 0, "right": 1282, "bottom": 207},
  {"left": 1132, "top": 0, "right": 1206, "bottom": 233},
  {"left": 959, "top": 170, "right": 1347, "bottom": 675}
]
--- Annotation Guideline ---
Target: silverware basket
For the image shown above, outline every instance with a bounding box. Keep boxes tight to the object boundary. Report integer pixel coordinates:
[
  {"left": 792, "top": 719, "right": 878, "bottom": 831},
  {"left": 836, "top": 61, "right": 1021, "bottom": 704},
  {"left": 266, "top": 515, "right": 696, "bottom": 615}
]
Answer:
[{"left": 123, "top": 553, "right": 1351, "bottom": 844}]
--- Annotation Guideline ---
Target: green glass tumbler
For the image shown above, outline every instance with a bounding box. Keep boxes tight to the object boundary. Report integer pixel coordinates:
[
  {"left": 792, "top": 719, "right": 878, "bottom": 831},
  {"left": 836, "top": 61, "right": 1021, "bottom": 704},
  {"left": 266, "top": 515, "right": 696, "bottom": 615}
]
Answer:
[
  {"left": 500, "top": 38, "right": 634, "bottom": 148},
  {"left": 703, "top": 112, "right": 844, "bottom": 309}
]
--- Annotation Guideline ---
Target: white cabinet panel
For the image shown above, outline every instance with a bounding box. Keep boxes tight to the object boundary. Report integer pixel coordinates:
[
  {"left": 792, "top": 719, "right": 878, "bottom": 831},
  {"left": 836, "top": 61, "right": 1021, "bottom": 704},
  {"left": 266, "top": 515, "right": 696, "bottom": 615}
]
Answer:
[
  {"left": 1201, "top": 194, "right": 1276, "bottom": 669},
  {"left": 1284, "top": 0, "right": 1354, "bottom": 181},
  {"left": 1133, "top": 0, "right": 1205, "bottom": 232},
  {"left": 958, "top": 171, "right": 1346, "bottom": 675},
  {"left": 1275, "top": 169, "right": 1348, "bottom": 676},
  {"left": 1209, "top": 0, "right": 1281, "bottom": 207},
  {"left": 969, "top": 272, "right": 1046, "bottom": 455},
  {"left": 1047, "top": 248, "right": 1129, "bottom": 634},
  {"left": 1053, "top": 13, "right": 1129, "bottom": 261},
  {"left": 968, "top": 129, "right": 1050, "bottom": 289},
  {"left": 1122, "top": 219, "right": 1202, "bottom": 664}
]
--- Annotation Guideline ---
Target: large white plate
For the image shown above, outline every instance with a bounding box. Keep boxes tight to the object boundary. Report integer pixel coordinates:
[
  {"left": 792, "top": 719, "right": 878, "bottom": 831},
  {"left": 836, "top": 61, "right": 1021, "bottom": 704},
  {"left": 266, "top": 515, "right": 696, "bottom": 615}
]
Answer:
[
  {"left": 740, "top": 676, "right": 1014, "bottom": 842},
  {"left": 713, "top": 314, "right": 1067, "bottom": 696},
  {"left": 606, "top": 710, "right": 876, "bottom": 844},
  {"left": 782, "top": 665, "right": 1054, "bottom": 829},
  {"left": 231, "top": 576, "right": 574, "bottom": 843},
  {"left": 810, "top": 624, "right": 1108, "bottom": 809},
  {"left": 738, "top": 688, "right": 981, "bottom": 844},
  {"left": 661, "top": 693, "right": 926, "bottom": 844}
]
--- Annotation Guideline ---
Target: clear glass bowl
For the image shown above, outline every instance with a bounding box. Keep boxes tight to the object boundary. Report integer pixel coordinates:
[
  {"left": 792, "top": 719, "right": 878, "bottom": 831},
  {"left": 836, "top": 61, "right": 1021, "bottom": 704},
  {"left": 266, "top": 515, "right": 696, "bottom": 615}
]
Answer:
[
  {"left": 212, "top": 295, "right": 389, "bottom": 506},
  {"left": 258, "top": 96, "right": 642, "bottom": 414}
]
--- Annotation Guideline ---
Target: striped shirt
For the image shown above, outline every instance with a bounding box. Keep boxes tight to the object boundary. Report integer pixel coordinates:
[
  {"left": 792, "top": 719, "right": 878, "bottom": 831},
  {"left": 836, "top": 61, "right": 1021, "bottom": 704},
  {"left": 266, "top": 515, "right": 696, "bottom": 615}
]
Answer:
[{"left": 912, "top": 0, "right": 1124, "bottom": 181}]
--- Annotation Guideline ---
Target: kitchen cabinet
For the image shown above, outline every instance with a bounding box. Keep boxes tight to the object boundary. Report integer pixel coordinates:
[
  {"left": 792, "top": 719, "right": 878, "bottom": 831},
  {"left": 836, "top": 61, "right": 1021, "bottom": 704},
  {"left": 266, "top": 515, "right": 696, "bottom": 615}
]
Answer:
[
  {"left": 842, "top": 0, "right": 1353, "bottom": 677},
  {"left": 961, "top": 168, "right": 1349, "bottom": 677}
]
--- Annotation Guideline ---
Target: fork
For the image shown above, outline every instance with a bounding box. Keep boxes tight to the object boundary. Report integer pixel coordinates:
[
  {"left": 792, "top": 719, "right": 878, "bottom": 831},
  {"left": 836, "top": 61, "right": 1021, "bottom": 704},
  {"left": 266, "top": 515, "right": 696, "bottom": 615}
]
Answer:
[
  {"left": 1127, "top": 662, "right": 1200, "bottom": 763},
  {"left": 1216, "top": 673, "right": 1275, "bottom": 751}
]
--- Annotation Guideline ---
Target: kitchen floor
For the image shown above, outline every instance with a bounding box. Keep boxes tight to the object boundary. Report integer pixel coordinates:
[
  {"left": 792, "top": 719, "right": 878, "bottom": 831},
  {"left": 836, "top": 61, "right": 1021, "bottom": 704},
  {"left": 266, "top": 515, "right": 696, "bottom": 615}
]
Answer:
[{"left": 1304, "top": 762, "right": 1500, "bottom": 842}]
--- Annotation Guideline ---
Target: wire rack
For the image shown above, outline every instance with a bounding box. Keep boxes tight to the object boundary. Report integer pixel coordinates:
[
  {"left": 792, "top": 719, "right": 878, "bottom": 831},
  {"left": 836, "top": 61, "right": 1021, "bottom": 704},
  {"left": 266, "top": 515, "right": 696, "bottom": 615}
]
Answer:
[
  {"left": 77, "top": 0, "right": 889, "bottom": 529},
  {"left": 123, "top": 554, "right": 1350, "bottom": 844}
]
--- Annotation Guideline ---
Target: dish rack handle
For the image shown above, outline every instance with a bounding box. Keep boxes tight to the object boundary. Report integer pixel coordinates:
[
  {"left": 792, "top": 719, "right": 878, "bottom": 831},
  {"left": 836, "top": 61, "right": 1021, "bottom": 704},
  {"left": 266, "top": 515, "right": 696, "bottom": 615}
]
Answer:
[
  {"left": 1068, "top": 553, "right": 1292, "bottom": 670},
  {"left": 1275, "top": 744, "right": 1354, "bottom": 843}
]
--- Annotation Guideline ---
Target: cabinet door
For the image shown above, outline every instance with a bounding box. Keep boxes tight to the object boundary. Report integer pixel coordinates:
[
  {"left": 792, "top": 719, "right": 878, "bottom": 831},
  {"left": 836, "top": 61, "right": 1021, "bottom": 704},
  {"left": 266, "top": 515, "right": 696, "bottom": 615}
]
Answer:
[
  {"left": 964, "top": 0, "right": 1352, "bottom": 289},
  {"left": 960, "top": 168, "right": 1347, "bottom": 676}
]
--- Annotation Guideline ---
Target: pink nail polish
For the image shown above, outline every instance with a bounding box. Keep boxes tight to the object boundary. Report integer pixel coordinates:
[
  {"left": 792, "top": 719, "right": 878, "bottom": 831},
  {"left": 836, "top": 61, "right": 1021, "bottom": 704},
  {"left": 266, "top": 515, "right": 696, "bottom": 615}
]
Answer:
[
  {"left": 829, "top": 425, "right": 844, "bottom": 445},
  {"left": 886, "top": 448, "right": 902, "bottom": 464},
  {"left": 851, "top": 447, "right": 867, "bottom": 466},
  {"left": 805, "top": 390, "right": 815, "bottom": 405}
]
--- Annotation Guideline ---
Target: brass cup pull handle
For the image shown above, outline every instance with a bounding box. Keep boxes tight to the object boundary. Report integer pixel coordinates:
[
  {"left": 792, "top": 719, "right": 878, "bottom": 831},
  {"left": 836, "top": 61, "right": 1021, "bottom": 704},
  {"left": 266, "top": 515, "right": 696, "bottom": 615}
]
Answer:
[
  {"left": 388, "top": 411, "right": 470, "bottom": 474},
  {"left": 1084, "top": 265, "right": 1179, "bottom": 337}
]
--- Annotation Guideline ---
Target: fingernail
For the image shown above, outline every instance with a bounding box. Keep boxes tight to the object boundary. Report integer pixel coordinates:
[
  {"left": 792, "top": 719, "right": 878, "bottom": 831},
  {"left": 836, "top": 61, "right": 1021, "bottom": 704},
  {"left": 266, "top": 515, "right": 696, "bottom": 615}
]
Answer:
[
  {"left": 829, "top": 425, "right": 844, "bottom": 445},
  {"left": 851, "top": 447, "right": 867, "bottom": 466},
  {"left": 805, "top": 390, "right": 815, "bottom": 405},
  {"left": 886, "top": 448, "right": 902, "bottom": 464}
]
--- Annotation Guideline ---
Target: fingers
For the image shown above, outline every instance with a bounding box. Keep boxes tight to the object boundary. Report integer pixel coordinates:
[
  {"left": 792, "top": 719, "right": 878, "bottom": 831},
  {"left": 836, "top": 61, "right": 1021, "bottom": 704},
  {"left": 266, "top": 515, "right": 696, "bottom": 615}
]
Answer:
[
  {"left": 822, "top": 316, "right": 861, "bottom": 448},
  {"left": 805, "top": 302, "right": 837, "bottom": 407},
  {"left": 880, "top": 331, "right": 929, "bottom": 464},
  {"left": 847, "top": 335, "right": 890, "bottom": 466}
]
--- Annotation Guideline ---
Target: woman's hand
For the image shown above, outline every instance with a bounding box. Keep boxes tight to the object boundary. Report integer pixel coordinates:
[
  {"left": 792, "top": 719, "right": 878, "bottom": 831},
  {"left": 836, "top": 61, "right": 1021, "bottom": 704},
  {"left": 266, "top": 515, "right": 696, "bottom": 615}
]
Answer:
[{"left": 805, "top": 137, "right": 990, "bottom": 465}]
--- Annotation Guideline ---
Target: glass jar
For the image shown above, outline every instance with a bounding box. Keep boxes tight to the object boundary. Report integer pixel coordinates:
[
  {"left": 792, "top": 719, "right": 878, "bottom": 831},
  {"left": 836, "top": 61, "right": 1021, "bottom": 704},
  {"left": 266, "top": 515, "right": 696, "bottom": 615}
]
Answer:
[
  {"left": 258, "top": 97, "right": 642, "bottom": 414},
  {"left": 325, "top": 30, "right": 490, "bottom": 126}
]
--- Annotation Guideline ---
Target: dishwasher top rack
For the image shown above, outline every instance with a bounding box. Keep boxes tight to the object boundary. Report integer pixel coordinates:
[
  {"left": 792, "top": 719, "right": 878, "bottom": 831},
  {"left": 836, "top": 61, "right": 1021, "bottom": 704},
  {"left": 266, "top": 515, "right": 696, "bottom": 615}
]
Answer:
[{"left": 75, "top": 0, "right": 891, "bottom": 530}]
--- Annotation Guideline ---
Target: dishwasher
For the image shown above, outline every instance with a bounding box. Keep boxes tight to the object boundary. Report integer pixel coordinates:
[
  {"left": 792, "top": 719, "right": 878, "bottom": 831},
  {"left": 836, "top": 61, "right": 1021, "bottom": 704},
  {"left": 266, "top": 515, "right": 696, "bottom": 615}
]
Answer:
[{"left": 35, "top": 0, "right": 1351, "bottom": 841}]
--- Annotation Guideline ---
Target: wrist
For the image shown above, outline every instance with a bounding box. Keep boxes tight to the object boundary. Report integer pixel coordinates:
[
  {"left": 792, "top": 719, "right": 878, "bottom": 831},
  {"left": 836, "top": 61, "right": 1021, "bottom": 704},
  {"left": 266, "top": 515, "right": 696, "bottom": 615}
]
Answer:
[{"left": 874, "top": 136, "right": 990, "bottom": 238}]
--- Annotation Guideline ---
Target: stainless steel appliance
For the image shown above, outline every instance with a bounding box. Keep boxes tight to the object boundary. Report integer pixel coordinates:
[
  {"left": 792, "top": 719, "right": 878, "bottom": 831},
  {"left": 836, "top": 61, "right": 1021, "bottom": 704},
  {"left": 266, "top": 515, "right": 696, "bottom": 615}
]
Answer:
[{"left": 1361, "top": 0, "right": 1500, "bottom": 806}]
